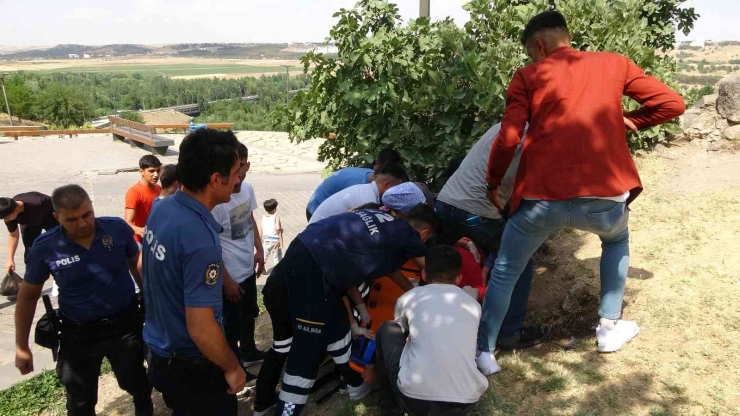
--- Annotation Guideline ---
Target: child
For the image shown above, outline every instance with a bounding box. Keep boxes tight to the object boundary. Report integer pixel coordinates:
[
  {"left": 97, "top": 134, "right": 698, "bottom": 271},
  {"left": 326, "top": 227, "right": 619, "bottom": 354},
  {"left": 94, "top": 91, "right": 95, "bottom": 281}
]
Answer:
[
  {"left": 124, "top": 155, "right": 161, "bottom": 243},
  {"left": 151, "top": 164, "right": 178, "bottom": 211},
  {"left": 375, "top": 245, "right": 489, "bottom": 416},
  {"left": 261, "top": 199, "right": 283, "bottom": 267}
]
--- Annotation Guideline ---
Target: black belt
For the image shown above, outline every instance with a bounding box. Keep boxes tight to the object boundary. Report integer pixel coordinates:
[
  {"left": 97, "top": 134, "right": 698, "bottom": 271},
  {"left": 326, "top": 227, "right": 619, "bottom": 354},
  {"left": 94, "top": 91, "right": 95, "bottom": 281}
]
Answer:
[
  {"left": 60, "top": 301, "right": 140, "bottom": 330},
  {"left": 148, "top": 351, "right": 221, "bottom": 375}
]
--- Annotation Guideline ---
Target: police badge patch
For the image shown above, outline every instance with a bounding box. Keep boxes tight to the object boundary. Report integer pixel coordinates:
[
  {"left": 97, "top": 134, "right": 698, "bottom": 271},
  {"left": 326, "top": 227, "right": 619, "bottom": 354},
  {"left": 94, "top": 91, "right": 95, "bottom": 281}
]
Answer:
[
  {"left": 101, "top": 235, "right": 114, "bottom": 251},
  {"left": 204, "top": 262, "right": 221, "bottom": 288}
]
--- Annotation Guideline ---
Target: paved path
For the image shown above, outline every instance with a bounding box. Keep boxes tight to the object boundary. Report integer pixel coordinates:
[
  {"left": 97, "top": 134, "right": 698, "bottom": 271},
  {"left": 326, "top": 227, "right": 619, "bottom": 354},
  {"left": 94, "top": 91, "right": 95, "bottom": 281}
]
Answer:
[{"left": 0, "top": 133, "right": 322, "bottom": 389}]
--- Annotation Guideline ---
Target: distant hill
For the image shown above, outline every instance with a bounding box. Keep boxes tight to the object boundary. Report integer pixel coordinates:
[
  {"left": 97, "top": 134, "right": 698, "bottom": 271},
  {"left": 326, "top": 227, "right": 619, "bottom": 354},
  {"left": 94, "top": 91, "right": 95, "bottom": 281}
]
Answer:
[{"left": 0, "top": 43, "right": 333, "bottom": 59}]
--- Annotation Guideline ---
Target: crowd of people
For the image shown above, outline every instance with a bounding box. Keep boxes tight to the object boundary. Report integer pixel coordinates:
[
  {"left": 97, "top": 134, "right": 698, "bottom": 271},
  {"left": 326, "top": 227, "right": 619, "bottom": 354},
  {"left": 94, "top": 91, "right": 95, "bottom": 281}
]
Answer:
[{"left": 1, "top": 10, "right": 685, "bottom": 416}]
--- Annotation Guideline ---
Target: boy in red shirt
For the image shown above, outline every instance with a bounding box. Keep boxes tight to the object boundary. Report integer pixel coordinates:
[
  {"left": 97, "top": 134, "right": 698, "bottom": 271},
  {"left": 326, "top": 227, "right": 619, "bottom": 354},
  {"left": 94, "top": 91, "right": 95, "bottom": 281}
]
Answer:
[{"left": 125, "top": 155, "right": 161, "bottom": 243}]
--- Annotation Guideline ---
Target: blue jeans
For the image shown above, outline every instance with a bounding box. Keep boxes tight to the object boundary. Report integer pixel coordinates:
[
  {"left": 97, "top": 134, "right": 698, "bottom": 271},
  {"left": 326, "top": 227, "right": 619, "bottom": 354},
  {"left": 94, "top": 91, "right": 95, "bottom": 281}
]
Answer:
[
  {"left": 477, "top": 198, "right": 630, "bottom": 352},
  {"left": 435, "top": 200, "right": 535, "bottom": 339}
]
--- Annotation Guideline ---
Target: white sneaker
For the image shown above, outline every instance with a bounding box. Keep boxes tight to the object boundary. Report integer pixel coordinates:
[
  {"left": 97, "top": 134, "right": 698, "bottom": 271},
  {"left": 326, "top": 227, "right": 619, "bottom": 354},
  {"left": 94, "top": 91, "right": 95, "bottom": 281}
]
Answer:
[
  {"left": 347, "top": 381, "right": 376, "bottom": 401},
  {"left": 476, "top": 351, "right": 501, "bottom": 375},
  {"left": 596, "top": 320, "right": 640, "bottom": 353},
  {"left": 236, "top": 385, "right": 253, "bottom": 399}
]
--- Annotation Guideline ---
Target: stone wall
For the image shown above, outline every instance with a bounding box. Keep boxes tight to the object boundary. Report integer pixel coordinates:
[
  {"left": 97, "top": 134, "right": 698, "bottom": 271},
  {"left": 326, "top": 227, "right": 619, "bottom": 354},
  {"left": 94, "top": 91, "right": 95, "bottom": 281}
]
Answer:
[{"left": 680, "top": 76, "right": 740, "bottom": 150}]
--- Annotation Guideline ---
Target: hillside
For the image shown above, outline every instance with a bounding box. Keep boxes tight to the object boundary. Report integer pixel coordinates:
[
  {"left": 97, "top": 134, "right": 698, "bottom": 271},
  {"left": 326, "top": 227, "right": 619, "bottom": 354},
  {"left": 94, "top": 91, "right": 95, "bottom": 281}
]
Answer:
[
  {"left": 0, "top": 43, "right": 332, "bottom": 60},
  {"left": 669, "top": 43, "right": 740, "bottom": 86}
]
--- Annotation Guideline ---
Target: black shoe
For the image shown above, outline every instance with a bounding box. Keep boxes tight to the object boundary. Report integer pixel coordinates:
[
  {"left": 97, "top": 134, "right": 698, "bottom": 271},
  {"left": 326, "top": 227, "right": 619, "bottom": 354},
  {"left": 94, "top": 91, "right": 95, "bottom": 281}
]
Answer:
[
  {"left": 242, "top": 348, "right": 268, "bottom": 367},
  {"left": 497, "top": 326, "right": 551, "bottom": 350},
  {"left": 133, "top": 396, "right": 154, "bottom": 416}
]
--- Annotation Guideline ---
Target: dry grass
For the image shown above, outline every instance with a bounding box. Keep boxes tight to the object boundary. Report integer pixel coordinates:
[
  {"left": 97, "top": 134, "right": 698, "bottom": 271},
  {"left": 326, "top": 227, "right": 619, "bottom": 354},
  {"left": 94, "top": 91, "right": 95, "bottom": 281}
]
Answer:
[{"left": 330, "top": 146, "right": 740, "bottom": 416}]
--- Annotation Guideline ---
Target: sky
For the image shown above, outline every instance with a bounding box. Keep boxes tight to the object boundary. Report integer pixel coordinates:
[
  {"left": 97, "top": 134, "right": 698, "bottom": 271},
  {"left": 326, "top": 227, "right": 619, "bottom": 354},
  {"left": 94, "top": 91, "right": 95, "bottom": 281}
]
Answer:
[{"left": 1, "top": 0, "right": 738, "bottom": 47}]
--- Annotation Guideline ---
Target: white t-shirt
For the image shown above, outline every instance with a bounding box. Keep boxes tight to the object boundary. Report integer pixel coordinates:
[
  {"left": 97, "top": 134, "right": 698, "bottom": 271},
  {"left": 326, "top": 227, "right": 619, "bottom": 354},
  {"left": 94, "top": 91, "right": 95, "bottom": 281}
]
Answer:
[
  {"left": 262, "top": 214, "right": 279, "bottom": 242},
  {"left": 211, "top": 182, "right": 257, "bottom": 283},
  {"left": 308, "top": 181, "right": 380, "bottom": 224},
  {"left": 394, "top": 284, "right": 489, "bottom": 404}
]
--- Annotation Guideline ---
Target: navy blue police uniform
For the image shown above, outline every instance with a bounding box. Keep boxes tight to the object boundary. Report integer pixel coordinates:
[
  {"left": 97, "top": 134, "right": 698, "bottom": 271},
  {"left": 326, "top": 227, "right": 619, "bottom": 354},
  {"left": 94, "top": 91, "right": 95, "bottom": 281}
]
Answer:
[
  {"left": 142, "top": 190, "right": 237, "bottom": 415},
  {"left": 255, "top": 209, "right": 428, "bottom": 416},
  {"left": 24, "top": 217, "right": 152, "bottom": 416}
]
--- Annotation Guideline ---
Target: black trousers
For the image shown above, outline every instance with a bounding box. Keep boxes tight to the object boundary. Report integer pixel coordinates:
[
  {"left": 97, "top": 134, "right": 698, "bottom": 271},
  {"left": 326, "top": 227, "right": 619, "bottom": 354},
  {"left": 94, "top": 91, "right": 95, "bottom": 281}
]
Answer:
[
  {"left": 375, "top": 322, "right": 475, "bottom": 416},
  {"left": 57, "top": 304, "right": 152, "bottom": 416},
  {"left": 255, "top": 239, "right": 362, "bottom": 416},
  {"left": 147, "top": 351, "right": 237, "bottom": 416},
  {"left": 223, "top": 274, "right": 260, "bottom": 360},
  {"left": 20, "top": 225, "right": 44, "bottom": 264}
]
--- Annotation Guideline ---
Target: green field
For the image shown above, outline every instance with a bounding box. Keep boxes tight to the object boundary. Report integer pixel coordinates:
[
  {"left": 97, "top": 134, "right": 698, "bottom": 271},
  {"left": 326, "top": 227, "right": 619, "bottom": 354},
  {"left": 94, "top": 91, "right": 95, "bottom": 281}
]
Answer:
[{"left": 42, "top": 64, "right": 285, "bottom": 77}]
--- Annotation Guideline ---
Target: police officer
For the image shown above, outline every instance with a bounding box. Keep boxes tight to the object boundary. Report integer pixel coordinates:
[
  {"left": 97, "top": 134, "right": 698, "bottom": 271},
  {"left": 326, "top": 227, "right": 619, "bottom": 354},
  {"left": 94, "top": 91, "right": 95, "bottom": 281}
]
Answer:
[
  {"left": 254, "top": 204, "right": 437, "bottom": 416},
  {"left": 14, "top": 184, "right": 153, "bottom": 416},
  {"left": 142, "top": 128, "right": 246, "bottom": 415}
]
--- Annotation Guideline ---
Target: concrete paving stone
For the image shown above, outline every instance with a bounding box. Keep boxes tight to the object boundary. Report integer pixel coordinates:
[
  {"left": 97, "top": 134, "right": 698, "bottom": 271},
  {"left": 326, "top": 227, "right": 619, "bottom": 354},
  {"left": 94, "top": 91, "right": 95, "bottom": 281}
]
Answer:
[{"left": 0, "top": 133, "right": 324, "bottom": 390}]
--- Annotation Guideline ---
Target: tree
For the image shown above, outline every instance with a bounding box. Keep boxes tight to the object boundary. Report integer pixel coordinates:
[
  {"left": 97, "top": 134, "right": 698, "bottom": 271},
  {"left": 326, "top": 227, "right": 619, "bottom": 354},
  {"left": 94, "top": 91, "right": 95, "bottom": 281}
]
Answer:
[
  {"left": 277, "top": 0, "right": 695, "bottom": 187},
  {"left": 5, "top": 78, "right": 36, "bottom": 124},
  {"left": 34, "top": 83, "right": 92, "bottom": 128}
]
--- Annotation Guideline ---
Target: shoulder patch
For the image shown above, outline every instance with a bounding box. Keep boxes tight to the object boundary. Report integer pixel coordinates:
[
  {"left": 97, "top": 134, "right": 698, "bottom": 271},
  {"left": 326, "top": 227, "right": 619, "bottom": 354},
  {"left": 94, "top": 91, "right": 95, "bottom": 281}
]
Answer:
[{"left": 204, "top": 262, "right": 221, "bottom": 288}]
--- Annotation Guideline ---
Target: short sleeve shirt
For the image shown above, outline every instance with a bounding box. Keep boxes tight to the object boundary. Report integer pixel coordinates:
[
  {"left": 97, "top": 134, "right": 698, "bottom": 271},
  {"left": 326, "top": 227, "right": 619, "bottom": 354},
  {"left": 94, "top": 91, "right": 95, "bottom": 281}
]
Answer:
[
  {"left": 211, "top": 183, "right": 258, "bottom": 283},
  {"left": 142, "top": 190, "right": 225, "bottom": 358},
  {"left": 125, "top": 182, "right": 161, "bottom": 243},
  {"left": 24, "top": 218, "right": 138, "bottom": 323},
  {"left": 308, "top": 182, "right": 380, "bottom": 224},
  {"left": 306, "top": 168, "right": 374, "bottom": 215},
  {"left": 298, "top": 209, "right": 428, "bottom": 292},
  {"left": 4, "top": 192, "right": 58, "bottom": 234}
]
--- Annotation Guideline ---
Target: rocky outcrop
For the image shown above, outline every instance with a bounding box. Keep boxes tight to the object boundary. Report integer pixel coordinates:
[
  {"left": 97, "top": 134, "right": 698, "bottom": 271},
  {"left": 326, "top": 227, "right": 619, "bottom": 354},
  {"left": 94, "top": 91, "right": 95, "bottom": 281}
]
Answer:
[
  {"left": 717, "top": 76, "right": 740, "bottom": 124},
  {"left": 678, "top": 76, "right": 740, "bottom": 149}
]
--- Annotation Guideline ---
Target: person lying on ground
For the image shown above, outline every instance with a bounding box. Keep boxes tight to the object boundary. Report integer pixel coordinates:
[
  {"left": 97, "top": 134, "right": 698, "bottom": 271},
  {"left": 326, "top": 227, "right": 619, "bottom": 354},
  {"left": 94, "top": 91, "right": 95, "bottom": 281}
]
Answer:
[
  {"left": 375, "top": 245, "right": 488, "bottom": 416},
  {"left": 253, "top": 204, "right": 437, "bottom": 416}
]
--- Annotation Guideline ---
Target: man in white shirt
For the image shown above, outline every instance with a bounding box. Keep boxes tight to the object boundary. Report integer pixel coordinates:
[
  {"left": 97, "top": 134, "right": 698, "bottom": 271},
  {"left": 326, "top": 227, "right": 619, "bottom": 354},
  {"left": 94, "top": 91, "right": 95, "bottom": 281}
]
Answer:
[
  {"left": 211, "top": 143, "right": 266, "bottom": 397},
  {"left": 308, "top": 163, "right": 406, "bottom": 224},
  {"left": 375, "top": 245, "right": 489, "bottom": 416}
]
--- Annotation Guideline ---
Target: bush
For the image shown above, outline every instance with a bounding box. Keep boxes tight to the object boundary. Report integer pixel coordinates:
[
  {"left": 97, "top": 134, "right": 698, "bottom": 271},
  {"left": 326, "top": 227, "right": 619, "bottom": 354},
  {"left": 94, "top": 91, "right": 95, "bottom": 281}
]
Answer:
[
  {"left": 118, "top": 110, "right": 145, "bottom": 124},
  {"left": 683, "top": 85, "right": 715, "bottom": 108},
  {"left": 278, "top": 0, "right": 696, "bottom": 186}
]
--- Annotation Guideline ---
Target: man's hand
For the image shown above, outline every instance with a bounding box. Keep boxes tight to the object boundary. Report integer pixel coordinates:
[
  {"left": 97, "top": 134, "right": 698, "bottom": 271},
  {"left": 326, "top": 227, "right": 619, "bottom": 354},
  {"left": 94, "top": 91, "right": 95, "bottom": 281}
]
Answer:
[
  {"left": 224, "top": 366, "right": 247, "bottom": 395},
  {"left": 6, "top": 260, "right": 15, "bottom": 275},
  {"left": 15, "top": 348, "right": 34, "bottom": 375},
  {"left": 351, "top": 322, "right": 375, "bottom": 340},
  {"left": 481, "top": 266, "right": 491, "bottom": 287},
  {"left": 254, "top": 249, "right": 265, "bottom": 276},
  {"left": 624, "top": 116, "right": 638, "bottom": 133},
  {"left": 486, "top": 188, "right": 504, "bottom": 211},
  {"left": 223, "top": 277, "right": 243, "bottom": 304},
  {"left": 355, "top": 304, "right": 372, "bottom": 329}
]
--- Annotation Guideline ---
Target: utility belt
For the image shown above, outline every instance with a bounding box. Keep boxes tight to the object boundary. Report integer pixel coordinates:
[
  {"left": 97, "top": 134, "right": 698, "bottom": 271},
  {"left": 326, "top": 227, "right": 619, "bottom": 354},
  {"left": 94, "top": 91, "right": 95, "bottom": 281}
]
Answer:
[
  {"left": 59, "top": 301, "right": 141, "bottom": 332},
  {"left": 34, "top": 296, "right": 143, "bottom": 361},
  {"left": 148, "top": 350, "right": 223, "bottom": 381}
]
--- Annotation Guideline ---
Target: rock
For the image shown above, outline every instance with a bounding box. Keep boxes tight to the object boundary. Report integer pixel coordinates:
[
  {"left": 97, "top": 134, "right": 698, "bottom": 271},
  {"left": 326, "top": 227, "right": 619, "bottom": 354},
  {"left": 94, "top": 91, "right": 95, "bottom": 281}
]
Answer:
[
  {"left": 716, "top": 76, "right": 740, "bottom": 123},
  {"left": 725, "top": 125, "right": 740, "bottom": 141},
  {"left": 680, "top": 108, "right": 701, "bottom": 130},
  {"left": 688, "top": 111, "right": 722, "bottom": 132},
  {"left": 695, "top": 94, "right": 718, "bottom": 109}
]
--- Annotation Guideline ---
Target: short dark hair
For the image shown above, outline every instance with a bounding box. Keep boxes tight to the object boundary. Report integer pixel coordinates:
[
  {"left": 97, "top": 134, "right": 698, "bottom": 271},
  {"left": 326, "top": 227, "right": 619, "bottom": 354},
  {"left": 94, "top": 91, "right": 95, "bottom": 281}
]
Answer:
[
  {"left": 521, "top": 10, "right": 569, "bottom": 45},
  {"left": 377, "top": 148, "right": 401, "bottom": 165},
  {"left": 159, "top": 164, "right": 178, "bottom": 189},
  {"left": 375, "top": 163, "right": 407, "bottom": 182},
  {"left": 51, "top": 185, "right": 90, "bottom": 211},
  {"left": 425, "top": 245, "right": 462, "bottom": 283},
  {"left": 177, "top": 128, "right": 240, "bottom": 192},
  {"left": 353, "top": 202, "right": 383, "bottom": 211},
  {"left": 0, "top": 198, "right": 17, "bottom": 219},
  {"left": 139, "top": 155, "right": 162, "bottom": 170},
  {"left": 404, "top": 203, "right": 438, "bottom": 231},
  {"left": 237, "top": 143, "right": 248, "bottom": 160},
  {"left": 263, "top": 199, "right": 278, "bottom": 212}
]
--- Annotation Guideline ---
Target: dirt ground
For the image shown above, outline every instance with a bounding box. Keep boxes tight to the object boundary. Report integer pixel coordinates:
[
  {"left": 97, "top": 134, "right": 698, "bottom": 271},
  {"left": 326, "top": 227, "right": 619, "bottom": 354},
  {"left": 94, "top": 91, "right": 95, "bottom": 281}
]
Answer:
[{"left": 79, "top": 142, "right": 740, "bottom": 416}]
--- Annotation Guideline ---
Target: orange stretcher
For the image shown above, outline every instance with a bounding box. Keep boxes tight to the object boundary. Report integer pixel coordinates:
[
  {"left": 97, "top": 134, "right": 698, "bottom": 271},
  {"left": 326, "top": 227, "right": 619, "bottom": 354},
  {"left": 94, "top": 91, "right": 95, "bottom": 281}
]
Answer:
[{"left": 349, "top": 260, "right": 421, "bottom": 373}]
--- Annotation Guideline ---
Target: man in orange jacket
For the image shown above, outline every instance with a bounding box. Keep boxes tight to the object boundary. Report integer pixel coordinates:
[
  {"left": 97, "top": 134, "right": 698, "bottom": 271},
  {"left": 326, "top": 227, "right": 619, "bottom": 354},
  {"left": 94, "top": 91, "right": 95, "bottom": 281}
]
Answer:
[{"left": 476, "top": 10, "right": 685, "bottom": 375}]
